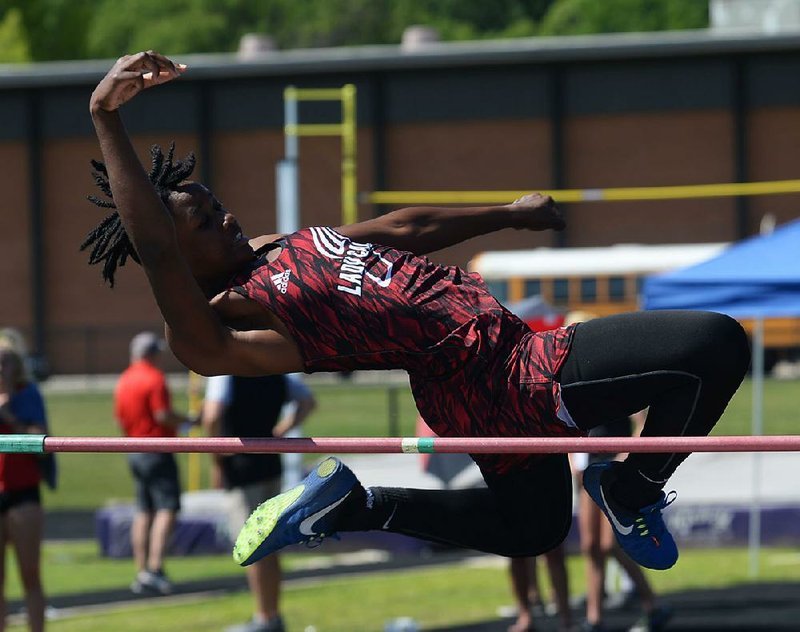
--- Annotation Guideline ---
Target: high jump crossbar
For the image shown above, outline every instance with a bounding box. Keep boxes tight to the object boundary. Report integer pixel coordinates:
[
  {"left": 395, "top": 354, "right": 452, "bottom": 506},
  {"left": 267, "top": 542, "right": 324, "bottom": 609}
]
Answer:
[
  {"left": 5, "top": 435, "right": 800, "bottom": 454},
  {"left": 363, "top": 178, "right": 800, "bottom": 205}
]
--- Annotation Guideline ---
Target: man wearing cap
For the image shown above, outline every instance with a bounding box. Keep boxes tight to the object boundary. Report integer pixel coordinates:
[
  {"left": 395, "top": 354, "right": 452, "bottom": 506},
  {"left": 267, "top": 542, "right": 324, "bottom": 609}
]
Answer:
[{"left": 115, "top": 331, "right": 191, "bottom": 595}]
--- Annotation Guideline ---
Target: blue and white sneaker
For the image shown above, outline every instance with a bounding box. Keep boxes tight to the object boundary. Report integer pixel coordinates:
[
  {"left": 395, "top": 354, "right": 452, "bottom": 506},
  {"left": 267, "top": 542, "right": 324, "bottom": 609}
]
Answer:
[
  {"left": 233, "top": 457, "right": 362, "bottom": 566},
  {"left": 583, "top": 461, "right": 678, "bottom": 570}
]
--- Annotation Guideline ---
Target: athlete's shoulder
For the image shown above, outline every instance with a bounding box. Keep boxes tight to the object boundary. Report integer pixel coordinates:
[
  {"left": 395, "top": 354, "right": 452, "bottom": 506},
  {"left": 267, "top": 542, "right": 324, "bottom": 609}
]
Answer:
[
  {"left": 248, "top": 233, "right": 284, "bottom": 251},
  {"left": 306, "top": 226, "right": 372, "bottom": 259}
]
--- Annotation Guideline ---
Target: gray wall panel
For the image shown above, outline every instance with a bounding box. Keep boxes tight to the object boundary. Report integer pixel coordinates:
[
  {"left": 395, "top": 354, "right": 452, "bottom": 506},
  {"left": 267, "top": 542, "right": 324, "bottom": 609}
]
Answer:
[
  {"left": 41, "top": 88, "right": 93, "bottom": 138},
  {"left": 748, "top": 54, "right": 800, "bottom": 107},
  {"left": 385, "top": 66, "right": 550, "bottom": 123},
  {"left": 0, "top": 93, "right": 28, "bottom": 140},
  {"left": 565, "top": 59, "right": 733, "bottom": 115},
  {"left": 42, "top": 83, "right": 200, "bottom": 138},
  {"left": 211, "top": 79, "right": 285, "bottom": 130}
]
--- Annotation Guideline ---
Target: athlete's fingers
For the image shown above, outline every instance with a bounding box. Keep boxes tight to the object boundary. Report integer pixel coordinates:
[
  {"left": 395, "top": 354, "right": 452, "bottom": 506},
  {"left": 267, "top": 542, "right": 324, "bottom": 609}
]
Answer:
[
  {"left": 116, "top": 70, "right": 146, "bottom": 84},
  {"left": 141, "top": 54, "right": 186, "bottom": 86},
  {"left": 146, "top": 51, "right": 185, "bottom": 76},
  {"left": 123, "top": 51, "right": 154, "bottom": 72},
  {"left": 135, "top": 54, "right": 160, "bottom": 83}
]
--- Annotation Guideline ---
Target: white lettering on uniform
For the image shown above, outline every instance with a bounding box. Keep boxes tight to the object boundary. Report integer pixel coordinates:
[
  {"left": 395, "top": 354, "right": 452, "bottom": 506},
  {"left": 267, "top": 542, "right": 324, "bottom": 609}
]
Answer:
[
  {"left": 335, "top": 242, "right": 371, "bottom": 296},
  {"left": 337, "top": 284, "right": 362, "bottom": 296}
]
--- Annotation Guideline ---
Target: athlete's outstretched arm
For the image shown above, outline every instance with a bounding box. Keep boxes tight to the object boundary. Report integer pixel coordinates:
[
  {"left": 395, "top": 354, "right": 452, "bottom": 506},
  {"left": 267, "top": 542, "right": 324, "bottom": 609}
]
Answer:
[
  {"left": 89, "top": 52, "right": 294, "bottom": 377},
  {"left": 337, "top": 193, "right": 564, "bottom": 254}
]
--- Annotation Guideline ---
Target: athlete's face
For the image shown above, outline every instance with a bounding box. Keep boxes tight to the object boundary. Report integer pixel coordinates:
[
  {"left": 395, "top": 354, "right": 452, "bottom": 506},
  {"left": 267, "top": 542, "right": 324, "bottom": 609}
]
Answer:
[{"left": 168, "top": 182, "right": 254, "bottom": 294}]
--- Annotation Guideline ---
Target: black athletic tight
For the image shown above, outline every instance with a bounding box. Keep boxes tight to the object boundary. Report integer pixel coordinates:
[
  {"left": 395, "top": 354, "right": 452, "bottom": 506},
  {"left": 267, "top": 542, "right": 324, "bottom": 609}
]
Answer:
[
  {"left": 559, "top": 310, "right": 751, "bottom": 506},
  {"left": 345, "top": 311, "right": 751, "bottom": 557}
]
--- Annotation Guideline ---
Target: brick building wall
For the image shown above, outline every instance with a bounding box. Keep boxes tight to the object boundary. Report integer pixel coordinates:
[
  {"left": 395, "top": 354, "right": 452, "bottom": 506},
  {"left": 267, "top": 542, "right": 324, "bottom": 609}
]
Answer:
[{"left": 2, "top": 33, "right": 799, "bottom": 372}]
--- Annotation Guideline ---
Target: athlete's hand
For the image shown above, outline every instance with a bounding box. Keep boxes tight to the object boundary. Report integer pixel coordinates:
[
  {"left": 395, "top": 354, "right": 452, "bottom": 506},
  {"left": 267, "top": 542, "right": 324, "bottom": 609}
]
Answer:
[
  {"left": 90, "top": 51, "right": 186, "bottom": 114},
  {"left": 508, "top": 193, "right": 565, "bottom": 232}
]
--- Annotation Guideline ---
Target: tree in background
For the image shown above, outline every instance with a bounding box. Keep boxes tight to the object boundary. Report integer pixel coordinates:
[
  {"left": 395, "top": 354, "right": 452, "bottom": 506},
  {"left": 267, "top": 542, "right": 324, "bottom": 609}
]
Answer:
[
  {"left": 2, "top": 0, "right": 94, "bottom": 62},
  {"left": 0, "top": 0, "right": 709, "bottom": 63},
  {"left": 0, "top": 8, "right": 29, "bottom": 63},
  {"left": 539, "top": 0, "right": 708, "bottom": 36}
]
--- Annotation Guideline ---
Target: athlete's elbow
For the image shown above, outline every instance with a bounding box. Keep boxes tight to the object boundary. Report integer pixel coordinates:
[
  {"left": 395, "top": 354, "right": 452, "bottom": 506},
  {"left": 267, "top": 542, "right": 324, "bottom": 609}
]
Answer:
[{"left": 167, "top": 337, "right": 226, "bottom": 377}]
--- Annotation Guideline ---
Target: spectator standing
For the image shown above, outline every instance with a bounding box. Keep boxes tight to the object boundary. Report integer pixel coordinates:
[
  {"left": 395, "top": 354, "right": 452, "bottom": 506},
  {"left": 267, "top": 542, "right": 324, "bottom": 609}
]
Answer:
[
  {"left": 573, "top": 411, "right": 672, "bottom": 632},
  {"left": 115, "top": 332, "right": 190, "bottom": 595},
  {"left": 201, "top": 373, "right": 316, "bottom": 632},
  {"left": 0, "top": 336, "right": 48, "bottom": 631}
]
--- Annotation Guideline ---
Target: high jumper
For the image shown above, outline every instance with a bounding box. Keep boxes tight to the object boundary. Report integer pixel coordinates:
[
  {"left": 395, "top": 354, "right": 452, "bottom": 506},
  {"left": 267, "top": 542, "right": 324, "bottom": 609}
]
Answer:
[{"left": 83, "top": 51, "right": 750, "bottom": 572}]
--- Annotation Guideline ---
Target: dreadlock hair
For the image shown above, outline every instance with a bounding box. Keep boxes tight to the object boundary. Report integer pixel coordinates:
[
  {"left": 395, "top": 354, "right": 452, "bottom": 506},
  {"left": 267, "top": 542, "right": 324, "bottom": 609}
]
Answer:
[{"left": 81, "top": 142, "right": 196, "bottom": 287}]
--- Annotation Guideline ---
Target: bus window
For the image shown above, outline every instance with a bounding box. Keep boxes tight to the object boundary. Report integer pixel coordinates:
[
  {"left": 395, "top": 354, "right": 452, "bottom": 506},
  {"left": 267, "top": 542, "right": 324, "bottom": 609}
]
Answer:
[
  {"left": 485, "top": 279, "right": 508, "bottom": 302},
  {"left": 580, "top": 277, "right": 597, "bottom": 302},
  {"left": 553, "top": 278, "right": 569, "bottom": 304},
  {"left": 524, "top": 279, "right": 541, "bottom": 297},
  {"left": 609, "top": 276, "right": 626, "bottom": 301}
]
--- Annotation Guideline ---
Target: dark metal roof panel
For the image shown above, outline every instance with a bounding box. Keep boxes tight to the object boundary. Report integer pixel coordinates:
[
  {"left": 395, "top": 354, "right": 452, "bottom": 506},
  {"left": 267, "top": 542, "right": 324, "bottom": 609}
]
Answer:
[{"left": 1, "top": 29, "right": 800, "bottom": 89}]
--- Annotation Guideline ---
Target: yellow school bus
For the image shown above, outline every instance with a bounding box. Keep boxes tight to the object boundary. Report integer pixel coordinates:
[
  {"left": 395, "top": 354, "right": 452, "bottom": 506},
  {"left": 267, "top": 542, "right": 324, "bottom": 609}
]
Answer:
[{"left": 468, "top": 243, "right": 800, "bottom": 356}]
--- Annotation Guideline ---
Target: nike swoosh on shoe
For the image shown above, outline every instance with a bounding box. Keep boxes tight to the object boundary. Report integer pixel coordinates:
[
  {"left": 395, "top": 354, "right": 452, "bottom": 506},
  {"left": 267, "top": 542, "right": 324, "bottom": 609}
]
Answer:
[
  {"left": 298, "top": 491, "right": 352, "bottom": 536},
  {"left": 600, "top": 485, "right": 634, "bottom": 536}
]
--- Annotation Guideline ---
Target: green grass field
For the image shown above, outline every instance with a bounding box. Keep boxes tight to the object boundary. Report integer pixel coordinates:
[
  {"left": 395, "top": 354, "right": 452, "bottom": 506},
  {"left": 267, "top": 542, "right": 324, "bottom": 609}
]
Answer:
[
  {"left": 40, "top": 377, "right": 798, "bottom": 510},
  {"left": 4, "top": 544, "right": 800, "bottom": 631},
  {"left": 41, "top": 382, "right": 421, "bottom": 508},
  {"left": 6, "top": 378, "right": 797, "bottom": 630}
]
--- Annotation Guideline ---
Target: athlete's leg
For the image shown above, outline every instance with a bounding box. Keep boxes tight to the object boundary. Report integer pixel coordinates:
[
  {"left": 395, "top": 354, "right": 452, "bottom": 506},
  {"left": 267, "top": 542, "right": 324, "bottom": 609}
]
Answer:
[
  {"left": 235, "top": 455, "right": 574, "bottom": 564},
  {"left": 558, "top": 310, "right": 750, "bottom": 507},
  {"left": 348, "top": 454, "right": 573, "bottom": 557}
]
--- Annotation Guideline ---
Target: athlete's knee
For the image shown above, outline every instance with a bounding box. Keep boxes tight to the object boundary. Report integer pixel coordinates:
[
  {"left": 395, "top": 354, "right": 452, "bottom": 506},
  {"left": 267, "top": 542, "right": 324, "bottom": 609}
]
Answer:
[
  {"left": 702, "top": 312, "right": 751, "bottom": 380},
  {"left": 504, "top": 508, "right": 572, "bottom": 557}
]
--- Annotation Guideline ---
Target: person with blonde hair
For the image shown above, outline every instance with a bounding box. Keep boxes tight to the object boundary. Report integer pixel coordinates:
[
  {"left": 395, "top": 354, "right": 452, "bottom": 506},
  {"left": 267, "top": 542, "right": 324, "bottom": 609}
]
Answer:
[{"left": 0, "top": 337, "right": 48, "bottom": 631}]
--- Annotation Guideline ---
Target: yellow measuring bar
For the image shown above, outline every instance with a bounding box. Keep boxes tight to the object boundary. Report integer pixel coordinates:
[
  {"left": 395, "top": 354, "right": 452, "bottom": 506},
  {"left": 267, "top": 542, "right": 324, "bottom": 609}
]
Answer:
[
  {"left": 285, "top": 123, "right": 345, "bottom": 137},
  {"left": 365, "top": 179, "right": 800, "bottom": 205},
  {"left": 285, "top": 87, "right": 349, "bottom": 100}
]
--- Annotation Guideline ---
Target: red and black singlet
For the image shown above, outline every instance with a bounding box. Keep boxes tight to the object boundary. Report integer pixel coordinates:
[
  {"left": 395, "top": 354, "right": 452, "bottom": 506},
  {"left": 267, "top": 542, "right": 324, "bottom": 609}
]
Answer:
[{"left": 230, "top": 227, "right": 581, "bottom": 473}]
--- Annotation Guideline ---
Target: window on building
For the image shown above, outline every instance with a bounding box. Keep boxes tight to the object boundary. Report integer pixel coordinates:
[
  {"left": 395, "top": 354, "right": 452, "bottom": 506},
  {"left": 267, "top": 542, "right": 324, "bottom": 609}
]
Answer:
[
  {"left": 609, "top": 276, "right": 626, "bottom": 301},
  {"left": 553, "top": 278, "right": 569, "bottom": 304},
  {"left": 485, "top": 279, "right": 508, "bottom": 302},
  {"left": 524, "top": 279, "right": 541, "bottom": 297},
  {"left": 580, "top": 277, "right": 597, "bottom": 302}
]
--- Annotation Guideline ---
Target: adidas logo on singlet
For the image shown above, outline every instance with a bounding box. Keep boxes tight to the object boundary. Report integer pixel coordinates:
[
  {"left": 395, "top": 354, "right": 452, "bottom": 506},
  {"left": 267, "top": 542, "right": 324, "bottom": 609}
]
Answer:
[{"left": 271, "top": 270, "right": 291, "bottom": 294}]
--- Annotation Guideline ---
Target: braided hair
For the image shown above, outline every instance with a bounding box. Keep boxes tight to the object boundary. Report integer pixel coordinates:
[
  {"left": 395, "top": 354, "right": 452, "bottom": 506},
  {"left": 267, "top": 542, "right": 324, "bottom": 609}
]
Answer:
[{"left": 81, "top": 142, "right": 196, "bottom": 287}]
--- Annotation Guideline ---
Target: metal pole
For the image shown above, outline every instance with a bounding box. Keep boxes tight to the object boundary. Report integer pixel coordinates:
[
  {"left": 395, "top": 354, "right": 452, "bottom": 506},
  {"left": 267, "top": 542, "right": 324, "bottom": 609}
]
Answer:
[
  {"left": 278, "top": 87, "right": 300, "bottom": 234},
  {"left": 732, "top": 57, "right": 750, "bottom": 240},
  {"left": 279, "top": 89, "right": 302, "bottom": 489},
  {"left": 284, "top": 86, "right": 299, "bottom": 162},
  {"left": 748, "top": 316, "right": 765, "bottom": 578},
  {"left": 387, "top": 385, "right": 400, "bottom": 436},
  {"left": 26, "top": 90, "right": 46, "bottom": 366},
  {"left": 341, "top": 84, "right": 357, "bottom": 225}
]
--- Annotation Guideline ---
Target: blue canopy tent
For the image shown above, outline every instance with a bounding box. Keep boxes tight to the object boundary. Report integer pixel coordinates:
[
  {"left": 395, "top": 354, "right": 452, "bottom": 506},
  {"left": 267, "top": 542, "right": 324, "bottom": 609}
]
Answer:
[
  {"left": 643, "top": 217, "right": 800, "bottom": 317},
  {"left": 642, "top": 217, "right": 800, "bottom": 576}
]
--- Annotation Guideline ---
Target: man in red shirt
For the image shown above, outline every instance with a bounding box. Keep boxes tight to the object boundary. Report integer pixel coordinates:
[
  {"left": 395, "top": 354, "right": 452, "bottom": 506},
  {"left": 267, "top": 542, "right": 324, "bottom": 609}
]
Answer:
[{"left": 115, "top": 331, "right": 190, "bottom": 595}]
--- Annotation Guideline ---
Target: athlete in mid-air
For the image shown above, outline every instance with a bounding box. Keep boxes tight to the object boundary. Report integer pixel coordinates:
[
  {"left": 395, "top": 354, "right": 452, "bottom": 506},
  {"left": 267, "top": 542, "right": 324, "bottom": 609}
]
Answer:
[{"left": 83, "top": 52, "right": 750, "bottom": 573}]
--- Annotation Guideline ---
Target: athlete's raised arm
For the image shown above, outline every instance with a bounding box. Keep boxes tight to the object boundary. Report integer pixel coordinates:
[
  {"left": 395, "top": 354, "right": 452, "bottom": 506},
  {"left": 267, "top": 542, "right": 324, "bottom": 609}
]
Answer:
[
  {"left": 336, "top": 193, "right": 564, "bottom": 254},
  {"left": 88, "top": 52, "right": 298, "bottom": 377},
  {"left": 89, "top": 52, "right": 185, "bottom": 255}
]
